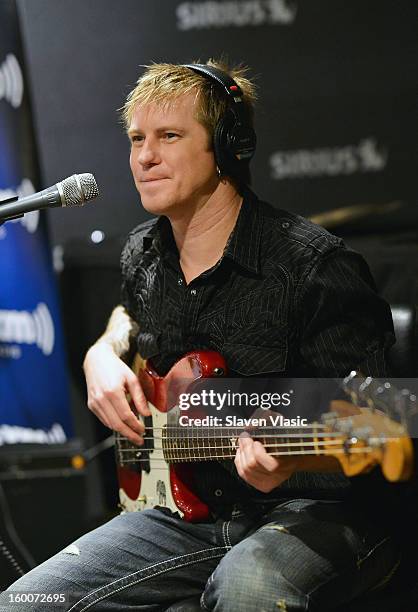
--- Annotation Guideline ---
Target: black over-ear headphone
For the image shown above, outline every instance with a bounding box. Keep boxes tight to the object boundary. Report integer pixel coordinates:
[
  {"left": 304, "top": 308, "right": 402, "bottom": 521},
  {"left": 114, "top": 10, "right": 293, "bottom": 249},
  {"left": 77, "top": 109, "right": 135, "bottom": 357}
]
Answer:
[{"left": 183, "top": 64, "right": 256, "bottom": 177}]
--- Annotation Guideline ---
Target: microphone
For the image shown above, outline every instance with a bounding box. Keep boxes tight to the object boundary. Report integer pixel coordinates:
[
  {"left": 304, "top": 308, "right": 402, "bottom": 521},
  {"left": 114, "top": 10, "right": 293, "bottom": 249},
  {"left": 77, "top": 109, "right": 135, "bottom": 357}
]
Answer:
[{"left": 0, "top": 173, "right": 99, "bottom": 222}]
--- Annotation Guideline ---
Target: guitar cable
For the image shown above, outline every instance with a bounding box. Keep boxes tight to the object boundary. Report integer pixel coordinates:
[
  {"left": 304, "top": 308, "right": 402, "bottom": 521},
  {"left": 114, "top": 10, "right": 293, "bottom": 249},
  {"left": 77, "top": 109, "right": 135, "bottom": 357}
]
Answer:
[
  {"left": 0, "top": 482, "right": 36, "bottom": 578},
  {"left": 82, "top": 435, "right": 115, "bottom": 462}
]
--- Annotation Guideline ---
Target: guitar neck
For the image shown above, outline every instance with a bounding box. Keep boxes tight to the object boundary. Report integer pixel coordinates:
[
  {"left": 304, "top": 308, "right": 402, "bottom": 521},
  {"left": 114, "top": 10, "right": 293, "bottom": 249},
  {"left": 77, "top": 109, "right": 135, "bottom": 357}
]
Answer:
[{"left": 162, "top": 426, "right": 344, "bottom": 472}]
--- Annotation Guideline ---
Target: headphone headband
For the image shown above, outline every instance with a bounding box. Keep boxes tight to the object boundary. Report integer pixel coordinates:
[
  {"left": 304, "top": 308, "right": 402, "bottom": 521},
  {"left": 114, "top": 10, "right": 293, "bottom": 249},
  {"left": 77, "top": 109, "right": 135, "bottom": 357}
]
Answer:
[
  {"left": 182, "top": 63, "right": 256, "bottom": 178},
  {"left": 183, "top": 63, "right": 244, "bottom": 101}
]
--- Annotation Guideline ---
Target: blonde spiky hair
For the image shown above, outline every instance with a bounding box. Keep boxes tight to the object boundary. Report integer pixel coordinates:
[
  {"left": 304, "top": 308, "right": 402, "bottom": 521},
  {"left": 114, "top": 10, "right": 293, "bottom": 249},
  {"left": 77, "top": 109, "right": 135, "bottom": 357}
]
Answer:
[{"left": 122, "top": 58, "right": 256, "bottom": 137}]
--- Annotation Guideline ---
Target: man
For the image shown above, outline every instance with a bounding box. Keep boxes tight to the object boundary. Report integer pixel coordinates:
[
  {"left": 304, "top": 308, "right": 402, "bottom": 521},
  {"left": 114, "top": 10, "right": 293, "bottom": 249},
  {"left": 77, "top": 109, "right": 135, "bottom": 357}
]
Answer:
[{"left": 4, "top": 60, "right": 399, "bottom": 611}]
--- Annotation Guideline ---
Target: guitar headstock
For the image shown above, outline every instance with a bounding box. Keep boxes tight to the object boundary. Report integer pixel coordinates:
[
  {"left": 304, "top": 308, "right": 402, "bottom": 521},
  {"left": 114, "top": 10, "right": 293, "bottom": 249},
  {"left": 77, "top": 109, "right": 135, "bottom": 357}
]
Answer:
[
  {"left": 343, "top": 370, "right": 418, "bottom": 427},
  {"left": 319, "top": 372, "right": 415, "bottom": 482}
]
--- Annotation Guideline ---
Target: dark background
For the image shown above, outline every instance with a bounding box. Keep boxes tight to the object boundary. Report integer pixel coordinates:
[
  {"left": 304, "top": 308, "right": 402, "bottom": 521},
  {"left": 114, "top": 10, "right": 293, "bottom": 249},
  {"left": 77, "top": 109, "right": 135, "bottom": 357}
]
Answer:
[
  {"left": 11, "top": 0, "right": 418, "bottom": 517},
  {"left": 15, "top": 0, "right": 418, "bottom": 386},
  {"left": 14, "top": 0, "right": 418, "bottom": 507},
  {"left": 1, "top": 1, "right": 418, "bottom": 595},
  {"left": 17, "top": 0, "right": 418, "bottom": 246}
]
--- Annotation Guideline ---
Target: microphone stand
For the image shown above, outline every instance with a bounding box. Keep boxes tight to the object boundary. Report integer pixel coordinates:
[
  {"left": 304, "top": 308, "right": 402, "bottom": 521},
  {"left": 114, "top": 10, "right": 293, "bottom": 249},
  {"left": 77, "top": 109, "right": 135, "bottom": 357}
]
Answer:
[{"left": 0, "top": 195, "right": 23, "bottom": 224}]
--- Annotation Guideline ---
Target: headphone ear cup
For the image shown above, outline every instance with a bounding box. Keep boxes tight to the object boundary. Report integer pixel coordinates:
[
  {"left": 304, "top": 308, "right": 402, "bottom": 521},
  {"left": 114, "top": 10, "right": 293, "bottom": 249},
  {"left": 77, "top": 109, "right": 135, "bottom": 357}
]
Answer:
[
  {"left": 214, "top": 110, "right": 256, "bottom": 177},
  {"left": 213, "top": 115, "right": 231, "bottom": 175},
  {"left": 232, "top": 125, "right": 257, "bottom": 162},
  {"left": 213, "top": 111, "right": 239, "bottom": 175}
]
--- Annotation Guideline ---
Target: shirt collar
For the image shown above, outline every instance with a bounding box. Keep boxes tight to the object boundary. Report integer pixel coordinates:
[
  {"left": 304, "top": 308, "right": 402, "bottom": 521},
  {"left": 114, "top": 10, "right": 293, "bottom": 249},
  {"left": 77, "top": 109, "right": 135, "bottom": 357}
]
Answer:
[
  {"left": 143, "top": 216, "right": 176, "bottom": 258},
  {"left": 223, "top": 187, "right": 262, "bottom": 274}
]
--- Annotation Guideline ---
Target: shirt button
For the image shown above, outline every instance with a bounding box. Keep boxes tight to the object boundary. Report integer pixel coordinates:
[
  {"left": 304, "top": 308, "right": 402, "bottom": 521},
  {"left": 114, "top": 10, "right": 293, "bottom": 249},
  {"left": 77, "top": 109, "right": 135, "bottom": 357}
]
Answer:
[
  {"left": 214, "top": 489, "right": 223, "bottom": 497},
  {"left": 177, "top": 278, "right": 183, "bottom": 286},
  {"left": 190, "top": 288, "right": 197, "bottom": 296},
  {"left": 282, "top": 221, "right": 290, "bottom": 229}
]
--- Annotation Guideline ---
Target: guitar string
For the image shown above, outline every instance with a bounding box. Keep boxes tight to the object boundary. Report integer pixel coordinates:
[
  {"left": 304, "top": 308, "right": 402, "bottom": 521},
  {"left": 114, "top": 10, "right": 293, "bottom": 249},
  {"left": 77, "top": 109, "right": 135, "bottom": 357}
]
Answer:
[
  {"left": 114, "top": 432, "right": 359, "bottom": 442},
  {"left": 117, "top": 446, "right": 376, "bottom": 464},
  {"left": 114, "top": 433, "right": 394, "bottom": 450},
  {"left": 114, "top": 424, "right": 404, "bottom": 441},
  {"left": 116, "top": 438, "right": 351, "bottom": 451},
  {"left": 114, "top": 429, "right": 350, "bottom": 439},
  {"left": 134, "top": 425, "right": 332, "bottom": 430},
  {"left": 113, "top": 430, "right": 393, "bottom": 445},
  {"left": 115, "top": 439, "right": 380, "bottom": 457},
  {"left": 114, "top": 427, "right": 396, "bottom": 458},
  {"left": 115, "top": 424, "right": 397, "bottom": 435}
]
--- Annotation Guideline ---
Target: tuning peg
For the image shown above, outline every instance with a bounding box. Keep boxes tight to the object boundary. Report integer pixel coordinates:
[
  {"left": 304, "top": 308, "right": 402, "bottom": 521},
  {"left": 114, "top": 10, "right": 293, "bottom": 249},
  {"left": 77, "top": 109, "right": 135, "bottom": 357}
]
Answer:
[
  {"left": 408, "top": 393, "right": 418, "bottom": 417},
  {"left": 373, "top": 382, "right": 396, "bottom": 418},
  {"left": 321, "top": 411, "right": 339, "bottom": 427},
  {"left": 338, "top": 418, "right": 354, "bottom": 434},
  {"left": 343, "top": 370, "right": 356, "bottom": 392},
  {"left": 343, "top": 435, "right": 360, "bottom": 453},
  {"left": 358, "top": 377, "right": 372, "bottom": 393},
  {"left": 357, "top": 377, "right": 375, "bottom": 410},
  {"left": 343, "top": 371, "right": 358, "bottom": 384},
  {"left": 393, "top": 388, "right": 410, "bottom": 426},
  {"left": 342, "top": 371, "right": 370, "bottom": 406},
  {"left": 367, "top": 436, "right": 384, "bottom": 449},
  {"left": 352, "top": 426, "right": 373, "bottom": 441}
]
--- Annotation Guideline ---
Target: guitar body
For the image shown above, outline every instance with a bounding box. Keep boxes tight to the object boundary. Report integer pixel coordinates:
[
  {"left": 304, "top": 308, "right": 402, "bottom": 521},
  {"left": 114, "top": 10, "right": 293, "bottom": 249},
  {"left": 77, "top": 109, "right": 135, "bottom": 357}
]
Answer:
[{"left": 116, "top": 350, "right": 227, "bottom": 522}]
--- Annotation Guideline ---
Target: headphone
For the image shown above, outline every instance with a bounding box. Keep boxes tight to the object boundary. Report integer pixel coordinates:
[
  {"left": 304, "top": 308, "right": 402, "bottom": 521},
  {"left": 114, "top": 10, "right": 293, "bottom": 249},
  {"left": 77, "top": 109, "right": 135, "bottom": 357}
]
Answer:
[{"left": 183, "top": 64, "right": 256, "bottom": 177}]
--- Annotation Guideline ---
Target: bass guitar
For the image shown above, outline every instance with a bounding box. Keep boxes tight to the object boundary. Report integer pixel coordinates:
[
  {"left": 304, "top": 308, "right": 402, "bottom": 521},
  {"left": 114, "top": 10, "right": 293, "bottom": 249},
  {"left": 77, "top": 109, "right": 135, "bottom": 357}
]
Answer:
[{"left": 115, "top": 351, "right": 414, "bottom": 522}]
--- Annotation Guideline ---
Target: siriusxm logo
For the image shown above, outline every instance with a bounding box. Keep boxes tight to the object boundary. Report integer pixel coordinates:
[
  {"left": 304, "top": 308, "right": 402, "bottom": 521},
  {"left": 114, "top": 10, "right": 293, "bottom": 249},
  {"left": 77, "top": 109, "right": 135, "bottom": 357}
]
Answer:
[
  {"left": 0, "top": 303, "right": 55, "bottom": 356},
  {"left": 0, "top": 178, "right": 38, "bottom": 238},
  {"left": 176, "top": 0, "right": 297, "bottom": 30},
  {"left": 270, "top": 138, "right": 388, "bottom": 180},
  {"left": 0, "top": 423, "right": 66, "bottom": 445},
  {"left": 0, "top": 53, "right": 23, "bottom": 108}
]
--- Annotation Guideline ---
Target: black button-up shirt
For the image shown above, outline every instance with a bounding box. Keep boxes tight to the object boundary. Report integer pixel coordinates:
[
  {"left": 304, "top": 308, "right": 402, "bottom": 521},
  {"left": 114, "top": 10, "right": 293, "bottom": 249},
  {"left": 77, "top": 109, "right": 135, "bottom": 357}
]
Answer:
[{"left": 120, "top": 187, "right": 396, "bottom": 518}]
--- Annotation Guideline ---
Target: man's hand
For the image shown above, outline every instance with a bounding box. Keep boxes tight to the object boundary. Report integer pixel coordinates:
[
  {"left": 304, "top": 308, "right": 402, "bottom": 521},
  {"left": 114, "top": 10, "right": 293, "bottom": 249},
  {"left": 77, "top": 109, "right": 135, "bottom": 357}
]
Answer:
[
  {"left": 234, "top": 432, "right": 298, "bottom": 493},
  {"left": 83, "top": 342, "right": 150, "bottom": 445}
]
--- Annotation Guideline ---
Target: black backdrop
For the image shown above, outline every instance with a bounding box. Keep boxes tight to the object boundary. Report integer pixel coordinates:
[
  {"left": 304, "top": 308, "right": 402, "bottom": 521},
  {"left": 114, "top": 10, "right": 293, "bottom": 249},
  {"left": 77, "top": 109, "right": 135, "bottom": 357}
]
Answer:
[
  {"left": 13, "top": 0, "right": 418, "bottom": 506},
  {"left": 16, "top": 0, "right": 418, "bottom": 246},
  {"left": 4, "top": 0, "right": 418, "bottom": 536}
]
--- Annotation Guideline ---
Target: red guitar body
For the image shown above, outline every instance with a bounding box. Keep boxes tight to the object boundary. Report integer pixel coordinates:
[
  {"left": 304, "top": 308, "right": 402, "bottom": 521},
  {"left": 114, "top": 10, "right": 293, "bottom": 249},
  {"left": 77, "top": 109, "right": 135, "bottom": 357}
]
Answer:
[{"left": 115, "top": 350, "right": 227, "bottom": 522}]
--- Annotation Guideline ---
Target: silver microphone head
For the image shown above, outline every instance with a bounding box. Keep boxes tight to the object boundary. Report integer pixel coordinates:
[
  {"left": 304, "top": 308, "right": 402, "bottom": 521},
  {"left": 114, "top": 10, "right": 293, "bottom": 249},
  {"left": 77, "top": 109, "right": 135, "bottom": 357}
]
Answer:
[{"left": 57, "top": 173, "right": 99, "bottom": 207}]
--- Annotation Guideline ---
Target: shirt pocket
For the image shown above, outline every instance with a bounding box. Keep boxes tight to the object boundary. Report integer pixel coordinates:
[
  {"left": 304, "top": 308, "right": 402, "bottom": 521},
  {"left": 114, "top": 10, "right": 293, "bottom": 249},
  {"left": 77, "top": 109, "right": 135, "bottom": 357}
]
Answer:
[
  {"left": 223, "top": 285, "right": 289, "bottom": 375},
  {"left": 225, "top": 337, "right": 288, "bottom": 375}
]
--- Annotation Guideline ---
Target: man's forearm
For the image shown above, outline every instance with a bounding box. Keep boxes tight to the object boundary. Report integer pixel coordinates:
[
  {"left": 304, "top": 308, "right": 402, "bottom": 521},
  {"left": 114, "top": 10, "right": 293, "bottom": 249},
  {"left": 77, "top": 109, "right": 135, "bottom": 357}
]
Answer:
[{"left": 94, "top": 305, "right": 139, "bottom": 358}]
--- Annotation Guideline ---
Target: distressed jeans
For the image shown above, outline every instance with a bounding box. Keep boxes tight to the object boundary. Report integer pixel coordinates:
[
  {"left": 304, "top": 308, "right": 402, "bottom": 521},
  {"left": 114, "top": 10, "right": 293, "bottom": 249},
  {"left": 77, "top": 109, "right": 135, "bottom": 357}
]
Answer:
[{"left": 1, "top": 499, "right": 399, "bottom": 612}]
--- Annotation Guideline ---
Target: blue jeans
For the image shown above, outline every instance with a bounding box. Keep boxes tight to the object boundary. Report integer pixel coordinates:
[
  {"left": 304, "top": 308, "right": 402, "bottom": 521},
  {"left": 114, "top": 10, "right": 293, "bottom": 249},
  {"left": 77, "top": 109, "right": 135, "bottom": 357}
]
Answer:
[{"left": 1, "top": 499, "right": 399, "bottom": 611}]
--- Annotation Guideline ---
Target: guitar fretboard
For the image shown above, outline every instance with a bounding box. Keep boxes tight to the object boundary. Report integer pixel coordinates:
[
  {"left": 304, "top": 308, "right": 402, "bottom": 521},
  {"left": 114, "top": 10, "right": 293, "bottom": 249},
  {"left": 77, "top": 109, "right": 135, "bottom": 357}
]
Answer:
[{"left": 161, "top": 425, "right": 345, "bottom": 462}]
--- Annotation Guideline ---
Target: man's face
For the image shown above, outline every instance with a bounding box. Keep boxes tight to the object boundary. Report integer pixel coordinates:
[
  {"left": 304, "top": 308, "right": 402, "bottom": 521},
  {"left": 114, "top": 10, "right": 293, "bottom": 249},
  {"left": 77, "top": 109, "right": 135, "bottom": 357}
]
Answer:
[{"left": 128, "top": 92, "right": 218, "bottom": 217}]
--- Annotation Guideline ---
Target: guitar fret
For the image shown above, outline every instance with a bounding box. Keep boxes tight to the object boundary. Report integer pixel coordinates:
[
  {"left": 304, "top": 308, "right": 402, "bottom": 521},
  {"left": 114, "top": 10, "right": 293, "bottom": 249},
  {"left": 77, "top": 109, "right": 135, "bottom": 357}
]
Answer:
[
  {"left": 188, "top": 427, "right": 192, "bottom": 461},
  {"left": 203, "top": 426, "right": 207, "bottom": 460},
  {"left": 176, "top": 428, "right": 180, "bottom": 462}
]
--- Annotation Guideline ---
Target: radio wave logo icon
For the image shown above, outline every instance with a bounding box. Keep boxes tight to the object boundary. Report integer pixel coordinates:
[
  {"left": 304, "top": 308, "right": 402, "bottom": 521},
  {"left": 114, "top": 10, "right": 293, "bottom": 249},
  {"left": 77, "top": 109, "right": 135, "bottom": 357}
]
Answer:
[
  {"left": 0, "top": 53, "right": 24, "bottom": 108},
  {"left": 176, "top": 0, "right": 297, "bottom": 30},
  {"left": 0, "top": 303, "right": 55, "bottom": 356}
]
